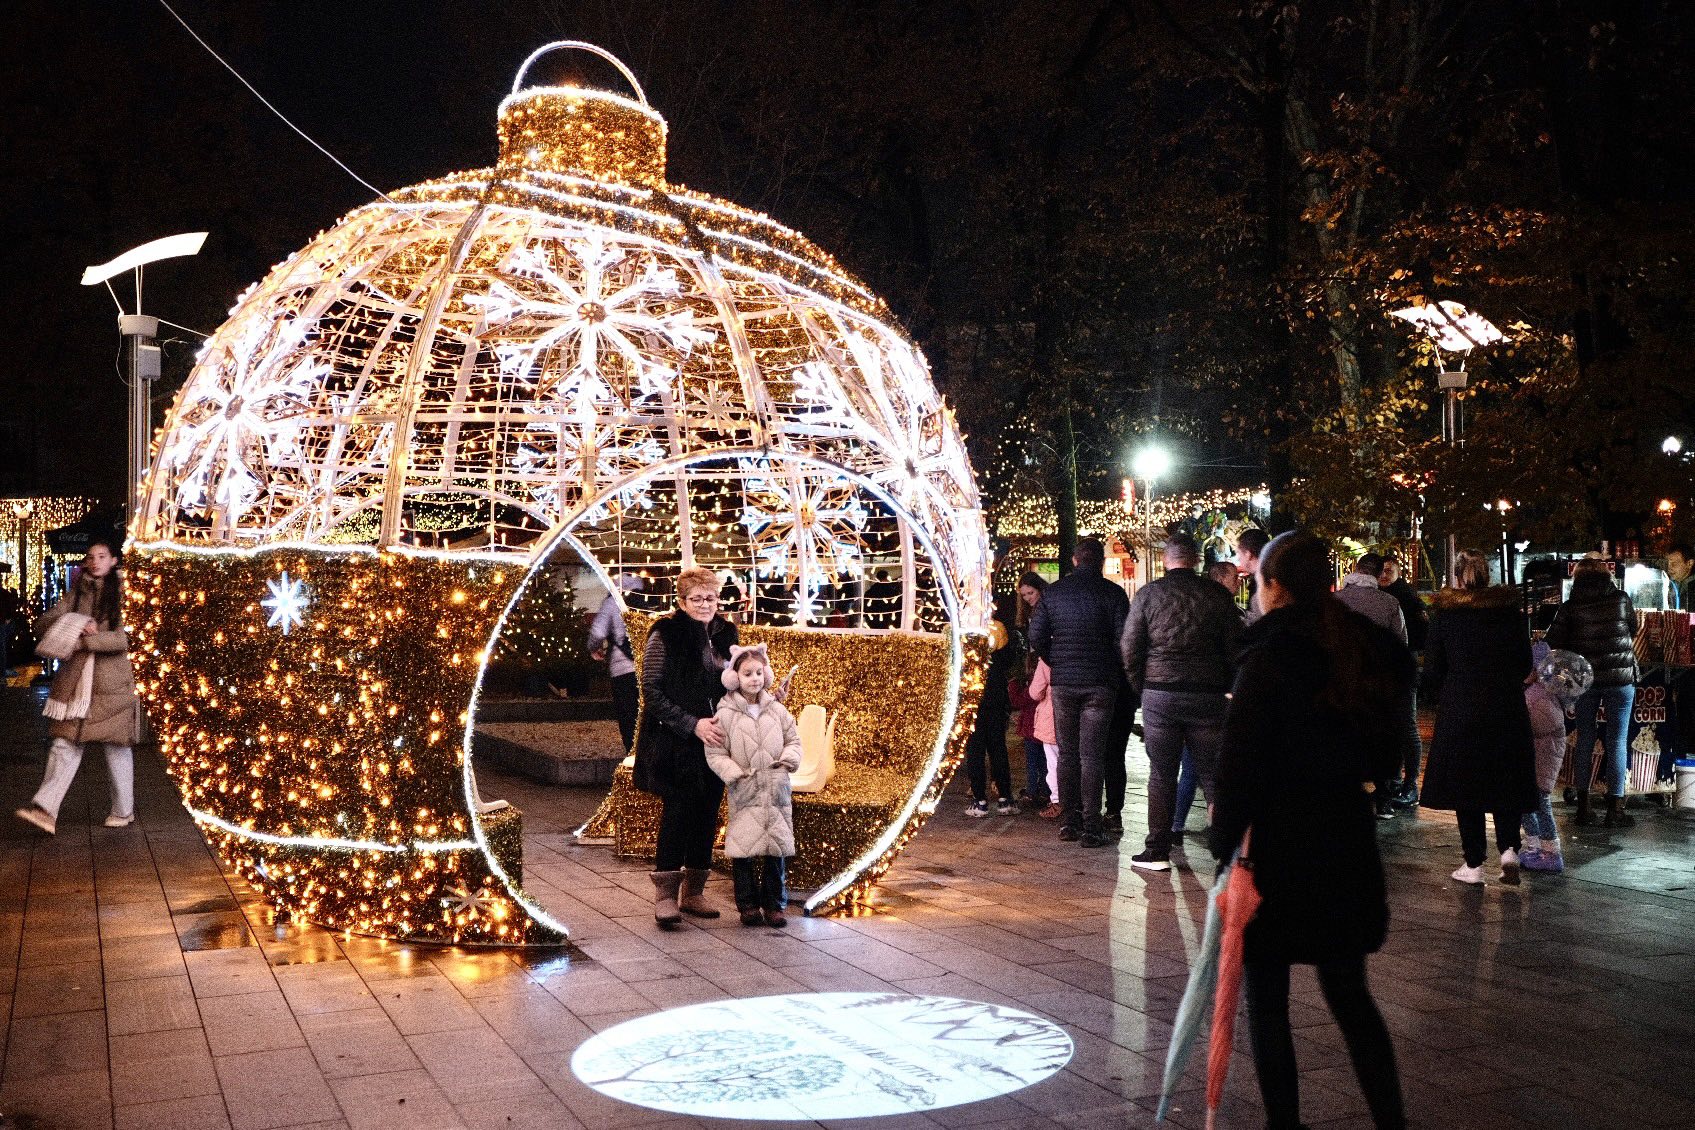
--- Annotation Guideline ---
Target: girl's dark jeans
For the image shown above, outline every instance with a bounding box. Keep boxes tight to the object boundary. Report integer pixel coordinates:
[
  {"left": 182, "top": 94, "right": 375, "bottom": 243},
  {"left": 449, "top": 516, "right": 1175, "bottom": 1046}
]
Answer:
[
  {"left": 1246, "top": 956, "right": 1405, "bottom": 1130},
  {"left": 732, "top": 855, "right": 788, "bottom": 911}
]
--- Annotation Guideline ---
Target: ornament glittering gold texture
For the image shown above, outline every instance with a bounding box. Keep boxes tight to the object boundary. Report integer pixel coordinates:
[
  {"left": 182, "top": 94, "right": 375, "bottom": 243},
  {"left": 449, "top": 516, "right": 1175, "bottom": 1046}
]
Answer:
[
  {"left": 131, "top": 43, "right": 991, "bottom": 945},
  {"left": 496, "top": 89, "right": 668, "bottom": 187}
]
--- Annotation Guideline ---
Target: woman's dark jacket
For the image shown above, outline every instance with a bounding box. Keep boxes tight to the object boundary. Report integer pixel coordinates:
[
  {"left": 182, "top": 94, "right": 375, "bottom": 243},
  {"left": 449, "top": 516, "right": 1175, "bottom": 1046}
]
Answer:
[
  {"left": 632, "top": 610, "right": 738, "bottom": 797},
  {"left": 1210, "top": 603, "right": 1412, "bottom": 964},
  {"left": 1544, "top": 576, "right": 1638, "bottom": 689},
  {"left": 1419, "top": 586, "right": 1538, "bottom": 813}
]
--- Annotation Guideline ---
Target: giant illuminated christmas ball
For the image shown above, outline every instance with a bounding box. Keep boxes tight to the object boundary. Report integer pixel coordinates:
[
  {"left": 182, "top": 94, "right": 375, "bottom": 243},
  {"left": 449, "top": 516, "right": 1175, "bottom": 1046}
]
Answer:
[{"left": 128, "top": 44, "right": 990, "bottom": 945}]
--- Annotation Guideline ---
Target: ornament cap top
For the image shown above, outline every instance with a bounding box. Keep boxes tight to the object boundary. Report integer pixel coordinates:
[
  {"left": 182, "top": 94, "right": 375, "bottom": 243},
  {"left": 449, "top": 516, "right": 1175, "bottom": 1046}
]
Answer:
[{"left": 497, "top": 42, "right": 667, "bottom": 187}]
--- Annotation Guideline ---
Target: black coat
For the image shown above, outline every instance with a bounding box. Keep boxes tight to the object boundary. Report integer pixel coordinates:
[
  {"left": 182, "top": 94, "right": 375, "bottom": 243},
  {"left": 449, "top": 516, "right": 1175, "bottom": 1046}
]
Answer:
[
  {"left": 1210, "top": 604, "right": 1411, "bottom": 964},
  {"left": 632, "top": 610, "right": 738, "bottom": 797},
  {"left": 1382, "top": 578, "right": 1429, "bottom": 651},
  {"left": 1419, "top": 587, "right": 1538, "bottom": 813},
  {"left": 1119, "top": 568, "right": 1242, "bottom": 694},
  {"left": 1027, "top": 565, "right": 1130, "bottom": 687},
  {"left": 1544, "top": 577, "right": 1638, "bottom": 688}
]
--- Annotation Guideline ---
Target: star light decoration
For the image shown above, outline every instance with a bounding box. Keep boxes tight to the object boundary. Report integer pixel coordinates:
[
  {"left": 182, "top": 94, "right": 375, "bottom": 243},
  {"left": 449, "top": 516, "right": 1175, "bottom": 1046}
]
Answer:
[
  {"left": 442, "top": 881, "right": 502, "bottom": 918},
  {"left": 260, "top": 571, "right": 310, "bottom": 634}
]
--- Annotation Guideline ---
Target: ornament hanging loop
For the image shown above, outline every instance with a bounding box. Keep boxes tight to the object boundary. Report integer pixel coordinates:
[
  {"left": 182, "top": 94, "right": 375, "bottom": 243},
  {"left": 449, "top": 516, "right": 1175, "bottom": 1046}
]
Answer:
[{"left": 511, "top": 41, "right": 650, "bottom": 107}]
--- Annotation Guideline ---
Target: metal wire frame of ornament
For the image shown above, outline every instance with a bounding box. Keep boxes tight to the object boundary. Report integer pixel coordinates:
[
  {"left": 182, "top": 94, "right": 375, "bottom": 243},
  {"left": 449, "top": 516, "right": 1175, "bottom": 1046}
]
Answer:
[{"left": 139, "top": 211, "right": 984, "bottom": 629}]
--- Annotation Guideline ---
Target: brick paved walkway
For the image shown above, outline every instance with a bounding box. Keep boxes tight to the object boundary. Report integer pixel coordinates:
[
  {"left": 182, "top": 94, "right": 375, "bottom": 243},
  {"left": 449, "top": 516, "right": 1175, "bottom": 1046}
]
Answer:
[{"left": 4, "top": 677, "right": 1695, "bottom": 1130}]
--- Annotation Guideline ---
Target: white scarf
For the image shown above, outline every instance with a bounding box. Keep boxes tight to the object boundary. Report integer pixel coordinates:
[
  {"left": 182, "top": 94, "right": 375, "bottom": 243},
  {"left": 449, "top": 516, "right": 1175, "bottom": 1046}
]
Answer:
[{"left": 44, "top": 650, "right": 96, "bottom": 721}]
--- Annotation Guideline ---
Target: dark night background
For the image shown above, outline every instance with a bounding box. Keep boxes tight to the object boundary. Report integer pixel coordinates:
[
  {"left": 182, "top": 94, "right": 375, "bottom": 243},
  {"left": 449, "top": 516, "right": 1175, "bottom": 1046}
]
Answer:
[{"left": 5, "top": 1, "right": 1695, "bottom": 549}]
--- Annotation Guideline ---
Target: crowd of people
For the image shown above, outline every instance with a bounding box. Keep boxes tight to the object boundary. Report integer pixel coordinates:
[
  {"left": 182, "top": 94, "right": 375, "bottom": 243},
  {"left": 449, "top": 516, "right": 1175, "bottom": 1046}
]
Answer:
[
  {"left": 960, "top": 527, "right": 1658, "bottom": 1129},
  {"left": 2, "top": 527, "right": 1663, "bottom": 1130}
]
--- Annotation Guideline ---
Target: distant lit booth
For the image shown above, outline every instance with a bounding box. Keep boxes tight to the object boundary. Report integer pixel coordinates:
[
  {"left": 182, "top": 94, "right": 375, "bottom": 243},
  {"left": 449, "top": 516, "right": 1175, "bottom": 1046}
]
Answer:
[
  {"left": 1521, "top": 552, "right": 1691, "bottom": 801},
  {"left": 1, "top": 497, "right": 101, "bottom": 611},
  {"left": 126, "top": 44, "right": 991, "bottom": 946},
  {"left": 990, "top": 486, "right": 1270, "bottom": 598}
]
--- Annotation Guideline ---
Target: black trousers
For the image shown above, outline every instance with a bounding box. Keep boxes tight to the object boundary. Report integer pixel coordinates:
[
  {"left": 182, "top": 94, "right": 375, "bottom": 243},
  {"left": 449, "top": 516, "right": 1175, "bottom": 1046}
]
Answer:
[
  {"left": 1104, "top": 688, "right": 1135, "bottom": 816},
  {"left": 611, "top": 672, "right": 640, "bottom": 754},
  {"left": 654, "top": 775, "right": 724, "bottom": 871},
  {"left": 1456, "top": 808, "right": 1521, "bottom": 867},
  {"left": 1246, "top": 957, "right": 1405, "bottom": 1130},
  {"left": 732, "top": 855, "right": 788, "bottom": 910},
  {"left": 1400, "top": 688, "right": 1423, "bottom": 782},
  {"left": 965, "top": 705, "right": 1013, "bottom": 802}
]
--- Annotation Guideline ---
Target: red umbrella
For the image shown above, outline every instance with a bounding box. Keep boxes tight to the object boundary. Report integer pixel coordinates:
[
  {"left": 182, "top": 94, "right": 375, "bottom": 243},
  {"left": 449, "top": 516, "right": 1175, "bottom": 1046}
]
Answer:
[{"left": 1205, "top": 829, "right": 1262, "bottom": 1129}]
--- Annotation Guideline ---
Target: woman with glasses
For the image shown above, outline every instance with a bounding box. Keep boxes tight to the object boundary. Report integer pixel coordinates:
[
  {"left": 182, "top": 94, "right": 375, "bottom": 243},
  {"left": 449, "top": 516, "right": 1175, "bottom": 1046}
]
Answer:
[{"left": 633, "top": 566, "right": 739, "bottom": 927}]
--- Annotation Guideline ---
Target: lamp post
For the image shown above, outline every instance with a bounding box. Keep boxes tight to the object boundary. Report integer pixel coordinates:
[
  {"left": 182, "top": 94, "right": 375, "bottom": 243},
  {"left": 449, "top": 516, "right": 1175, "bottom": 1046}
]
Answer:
[
  {"left": 1486, "top": 498, "right": 1514, "bottom": 583},
  {"left": 1390, "top": 300, "right": 1507, "bottom": 586},
  {"left": 1131, "top": 443, "right": 1173, "bottom": 573},
  {"left": 82, "top": 233, "right": 207, "bottom": 521},
  {"left": 10, "top": 500, "right": 35, "bottom": 605}
]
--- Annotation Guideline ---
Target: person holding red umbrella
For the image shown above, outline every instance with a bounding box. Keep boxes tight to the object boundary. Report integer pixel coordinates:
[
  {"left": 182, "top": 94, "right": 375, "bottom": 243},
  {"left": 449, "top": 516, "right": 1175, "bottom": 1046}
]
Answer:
[{"left": 1210, "top": 531, "right": 1411, "bottom": 1129}]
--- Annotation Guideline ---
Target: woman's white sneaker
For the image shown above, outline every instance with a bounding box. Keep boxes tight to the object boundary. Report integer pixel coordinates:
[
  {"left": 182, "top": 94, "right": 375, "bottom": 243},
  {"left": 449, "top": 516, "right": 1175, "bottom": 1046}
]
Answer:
[
  {"left": 1450, "top": 863, "right": 1485, "bottom": 885},
  {"left": 1499, "top": 848, "right": 1521, "bottom": 886},
  {"left": 104, "top": 814, "right": 136, "bottom": 828}
]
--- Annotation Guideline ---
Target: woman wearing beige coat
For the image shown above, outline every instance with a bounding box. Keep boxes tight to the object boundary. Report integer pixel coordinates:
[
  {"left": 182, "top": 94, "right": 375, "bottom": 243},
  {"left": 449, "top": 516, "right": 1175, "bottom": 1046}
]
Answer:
[{"left": 14, "top": 541, "right": 140, "bottom": 835}]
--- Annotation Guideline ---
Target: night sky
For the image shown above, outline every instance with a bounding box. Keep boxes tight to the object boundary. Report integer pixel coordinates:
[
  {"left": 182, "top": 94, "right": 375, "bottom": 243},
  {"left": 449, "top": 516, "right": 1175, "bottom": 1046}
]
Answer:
[{"left": 3, "top": 1, "right": 912, "bottom": 504}]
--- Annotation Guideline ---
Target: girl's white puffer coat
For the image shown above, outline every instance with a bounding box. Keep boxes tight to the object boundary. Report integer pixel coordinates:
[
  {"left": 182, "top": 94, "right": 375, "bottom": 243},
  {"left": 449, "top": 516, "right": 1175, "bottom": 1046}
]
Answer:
[{"left": 705, "top": 691, "right": 802, "bottom": 859}]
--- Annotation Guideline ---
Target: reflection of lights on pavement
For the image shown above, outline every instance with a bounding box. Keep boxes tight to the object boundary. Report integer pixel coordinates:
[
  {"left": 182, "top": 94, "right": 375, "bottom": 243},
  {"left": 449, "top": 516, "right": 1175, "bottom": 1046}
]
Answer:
[{"left": 569, "top": 992, "right": 1073, "bottom": 1120}]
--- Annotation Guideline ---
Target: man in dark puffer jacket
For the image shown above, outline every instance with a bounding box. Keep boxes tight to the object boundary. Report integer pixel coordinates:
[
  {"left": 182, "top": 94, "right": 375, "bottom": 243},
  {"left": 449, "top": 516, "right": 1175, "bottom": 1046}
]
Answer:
[
  {"left": 1545, "top": 558, "right": 1639, "bottom": 826},
  {"left": 1028, "top": 538, "right": 1130, "bottom": 847},
  {"left": 1120, "top": 534, "right": 1242, "bottom": 869}
]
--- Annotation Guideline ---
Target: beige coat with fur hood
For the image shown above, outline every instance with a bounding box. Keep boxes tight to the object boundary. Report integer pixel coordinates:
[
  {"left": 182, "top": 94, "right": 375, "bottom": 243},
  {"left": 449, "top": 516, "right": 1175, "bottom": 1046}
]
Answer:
[
  {"left": 704, "top": 691, "right": 802, "bottom": 859},
  {"left": 38, "top": 573, "right": 140, "bottom": 746}
]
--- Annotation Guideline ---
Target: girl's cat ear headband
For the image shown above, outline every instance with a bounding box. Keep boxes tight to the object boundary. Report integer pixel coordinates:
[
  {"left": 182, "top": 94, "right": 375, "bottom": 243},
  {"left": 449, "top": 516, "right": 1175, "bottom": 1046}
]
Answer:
[{"left": 721, "top": 643, "right": 773, "bottom": 691}]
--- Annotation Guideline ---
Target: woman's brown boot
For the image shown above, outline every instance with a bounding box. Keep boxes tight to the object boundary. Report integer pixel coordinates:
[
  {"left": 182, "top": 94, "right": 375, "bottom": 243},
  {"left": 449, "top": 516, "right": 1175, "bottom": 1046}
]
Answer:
[
  {"left": 1575, "top": 792, "right": 1596, "bottom": 826},
  {"left": 650, "top": 870, "right": 684, "bottom": 929},
  {"left": 1604, "top": 796, "right": 1636, "bottom": 828},
  {"left": 679, "top": 867, "right": 721, "bottom": 918}
]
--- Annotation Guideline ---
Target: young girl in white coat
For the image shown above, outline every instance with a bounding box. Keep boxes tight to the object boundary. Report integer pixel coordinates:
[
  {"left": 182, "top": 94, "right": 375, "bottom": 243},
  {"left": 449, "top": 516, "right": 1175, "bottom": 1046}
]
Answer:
[{"left": 705, "top": 644, "right": 802, "bottom": 927}]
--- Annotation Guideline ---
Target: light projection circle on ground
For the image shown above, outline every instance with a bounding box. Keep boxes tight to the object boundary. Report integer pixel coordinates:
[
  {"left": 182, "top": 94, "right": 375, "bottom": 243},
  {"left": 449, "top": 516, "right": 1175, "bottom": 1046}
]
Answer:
[{"left": 569, "top": 992, "right": 1073, "bottom": 1120}]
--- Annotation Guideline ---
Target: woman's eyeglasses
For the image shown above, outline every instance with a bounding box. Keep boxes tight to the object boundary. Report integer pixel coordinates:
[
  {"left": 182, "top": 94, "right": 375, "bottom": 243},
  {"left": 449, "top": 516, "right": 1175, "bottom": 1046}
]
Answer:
[{"left": 683, "top": 594, "right": 720, "bottom": 606}]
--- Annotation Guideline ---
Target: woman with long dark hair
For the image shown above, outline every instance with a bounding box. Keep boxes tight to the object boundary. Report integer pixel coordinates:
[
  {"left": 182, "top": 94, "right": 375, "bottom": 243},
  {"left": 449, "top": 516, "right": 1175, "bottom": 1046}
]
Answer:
[
  {"left": 1420, "top": 550, "right": 1538, "bottom": 883},
  {"left": 1211, "top": 531, "right": 1410, "bottom": 1129},
  {"left": 14, "top": 540, "right": 140, "bottom": 835},
  {"left": 633, "top": 566, "right": 738, "bottom": 928}
]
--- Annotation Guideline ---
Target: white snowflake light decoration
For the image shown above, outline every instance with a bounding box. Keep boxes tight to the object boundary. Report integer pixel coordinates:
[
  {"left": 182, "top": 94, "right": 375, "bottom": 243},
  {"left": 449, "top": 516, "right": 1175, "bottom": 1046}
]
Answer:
[
  {"left": 469, "top": 236, "right": 713, "bottom": 420},
  {"left": 164, "top": 322, "right": 317, "bottom": 522},
  {"left": 740, "top": 463, "right": 869, "bottom": 620},
  {"left": 260, "top": 572, "right": 310, "bottom": 634}
]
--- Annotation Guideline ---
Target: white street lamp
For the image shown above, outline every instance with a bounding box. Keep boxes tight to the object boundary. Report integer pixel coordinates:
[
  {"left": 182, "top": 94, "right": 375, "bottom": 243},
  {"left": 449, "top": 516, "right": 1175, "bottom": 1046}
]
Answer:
[
  {"left": 82, "top": 232, "right": 208, "bottom": 524},
  {"left": 1664, "top": 436, "right": 1684, "bottom": 456},
  {"left": 1131, "top": 444, "right": 1173, "bottom": 482},
  {"left": 1390, "top": 298, "right": 1507, "bottom": 586},
  {"left": 1130, "top": 443, "right": 1173, "bottom": 572}
]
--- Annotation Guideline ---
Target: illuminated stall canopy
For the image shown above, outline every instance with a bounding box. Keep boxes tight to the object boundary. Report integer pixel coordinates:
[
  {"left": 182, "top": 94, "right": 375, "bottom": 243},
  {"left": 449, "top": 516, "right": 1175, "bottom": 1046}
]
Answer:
[{"left": 128, "top": 43, "right": 990, "bottom": 945}]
